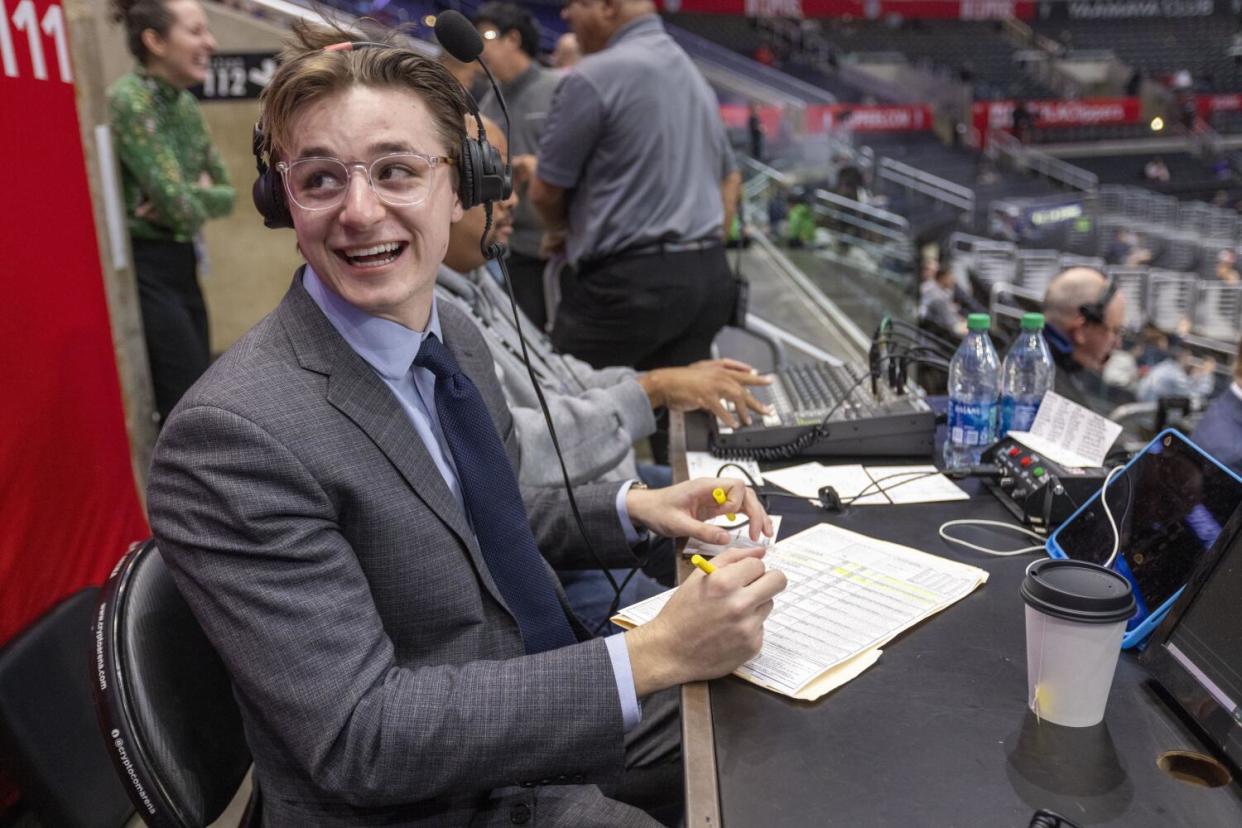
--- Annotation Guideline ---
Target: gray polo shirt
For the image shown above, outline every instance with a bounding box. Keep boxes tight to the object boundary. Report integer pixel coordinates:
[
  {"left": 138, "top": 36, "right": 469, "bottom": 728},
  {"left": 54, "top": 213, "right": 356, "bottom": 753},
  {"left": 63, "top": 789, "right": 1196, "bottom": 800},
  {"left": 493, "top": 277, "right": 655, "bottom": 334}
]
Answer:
[
  {"left": 536, "top": 15, "right": 731, "bottom": 266},
  {"left": 480, "top": 63, "right": 562, "bottom": 259}
]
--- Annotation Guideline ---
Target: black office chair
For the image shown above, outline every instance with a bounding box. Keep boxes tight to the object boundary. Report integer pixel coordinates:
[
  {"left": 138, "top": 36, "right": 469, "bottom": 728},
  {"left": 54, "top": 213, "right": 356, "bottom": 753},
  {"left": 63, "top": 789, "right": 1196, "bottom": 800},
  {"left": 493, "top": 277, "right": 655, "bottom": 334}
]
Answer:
[
  {"left": 0, "top": 587, "right": 134, "bottom": 828},
  {"left": 92, "top": 540, "right": 258, "bottom": 827}
]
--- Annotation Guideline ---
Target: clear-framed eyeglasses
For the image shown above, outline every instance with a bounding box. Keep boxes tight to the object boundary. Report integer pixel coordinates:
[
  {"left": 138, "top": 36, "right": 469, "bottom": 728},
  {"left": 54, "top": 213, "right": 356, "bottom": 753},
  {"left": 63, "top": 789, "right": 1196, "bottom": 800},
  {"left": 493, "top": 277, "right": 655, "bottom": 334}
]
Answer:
[{"left": 276, "top": 153, "right": 454, "bottom": 211}]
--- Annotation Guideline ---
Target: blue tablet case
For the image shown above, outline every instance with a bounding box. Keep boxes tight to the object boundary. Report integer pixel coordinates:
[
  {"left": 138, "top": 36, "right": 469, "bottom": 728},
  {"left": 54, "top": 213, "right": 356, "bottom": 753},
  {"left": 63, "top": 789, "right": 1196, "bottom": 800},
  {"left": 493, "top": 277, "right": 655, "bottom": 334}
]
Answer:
[{"left": 1046, "top": 429, "right": 1242, "bottom": 650}]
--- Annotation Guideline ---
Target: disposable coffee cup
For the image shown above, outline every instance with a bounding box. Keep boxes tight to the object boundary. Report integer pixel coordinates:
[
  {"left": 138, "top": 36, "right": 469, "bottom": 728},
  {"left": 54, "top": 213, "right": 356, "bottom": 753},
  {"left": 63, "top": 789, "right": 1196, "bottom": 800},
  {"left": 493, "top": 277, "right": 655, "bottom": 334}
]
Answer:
[{"left": 1020, "top": 559, "right": 1136, "bottom": 728}]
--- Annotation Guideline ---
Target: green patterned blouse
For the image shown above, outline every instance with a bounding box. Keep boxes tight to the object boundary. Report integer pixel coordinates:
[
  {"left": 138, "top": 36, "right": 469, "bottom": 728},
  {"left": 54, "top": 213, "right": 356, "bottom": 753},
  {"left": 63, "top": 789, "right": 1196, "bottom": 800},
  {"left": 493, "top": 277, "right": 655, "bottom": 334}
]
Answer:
[{"left": 107, "top": 67, "right": 235, "bottom": 243}]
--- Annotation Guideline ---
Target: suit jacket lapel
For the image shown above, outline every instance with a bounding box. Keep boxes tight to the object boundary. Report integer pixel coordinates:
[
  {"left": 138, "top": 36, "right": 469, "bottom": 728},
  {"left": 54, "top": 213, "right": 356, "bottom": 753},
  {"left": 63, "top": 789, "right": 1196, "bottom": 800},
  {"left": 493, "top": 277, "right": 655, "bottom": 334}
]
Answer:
[{"left": 276, "top": 278, "right": 512, "bottom": 614}]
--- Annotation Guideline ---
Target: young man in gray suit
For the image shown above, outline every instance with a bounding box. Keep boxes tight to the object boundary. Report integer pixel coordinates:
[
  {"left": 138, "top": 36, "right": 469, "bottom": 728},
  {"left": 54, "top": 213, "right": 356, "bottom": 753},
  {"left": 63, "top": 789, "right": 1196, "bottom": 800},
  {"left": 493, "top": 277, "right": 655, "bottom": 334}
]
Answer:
[{"left": 146, "top": 21, "right": 785, "bottom": 827}]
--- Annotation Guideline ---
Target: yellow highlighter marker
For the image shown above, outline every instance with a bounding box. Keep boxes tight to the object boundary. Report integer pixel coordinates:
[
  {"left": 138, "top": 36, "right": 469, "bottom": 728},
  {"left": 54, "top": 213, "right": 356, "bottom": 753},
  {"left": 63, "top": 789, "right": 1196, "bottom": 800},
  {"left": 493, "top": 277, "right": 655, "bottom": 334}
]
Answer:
[
  {"left": 690, "top": 554, "right": 717, "bottom": 575},
  {"left": 711, "top": 486, "right": 736, "bottom": 522}
]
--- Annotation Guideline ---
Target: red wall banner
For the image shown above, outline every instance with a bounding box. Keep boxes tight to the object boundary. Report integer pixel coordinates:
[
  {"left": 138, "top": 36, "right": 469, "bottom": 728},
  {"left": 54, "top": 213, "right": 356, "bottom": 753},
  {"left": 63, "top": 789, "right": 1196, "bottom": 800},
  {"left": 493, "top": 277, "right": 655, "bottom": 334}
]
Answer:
[
  {"left": 0, "top": 0, "right": 148, "bottom": 645},
  {"left": 805, "top": 103, "right": 933, "bottom": 132},
  {"left": 971, "top": 97, "right": 1143, "bottom": 145},
  {"left": 664, "top": 0, "right": 1036, "bottom": 20}
]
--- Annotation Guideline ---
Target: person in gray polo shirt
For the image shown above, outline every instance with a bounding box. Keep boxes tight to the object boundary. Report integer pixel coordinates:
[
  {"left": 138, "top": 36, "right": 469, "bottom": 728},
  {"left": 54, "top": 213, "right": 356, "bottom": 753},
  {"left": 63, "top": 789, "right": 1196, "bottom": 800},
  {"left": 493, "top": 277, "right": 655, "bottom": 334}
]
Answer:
[
  {"left": 473, "top": 2, "right": 563, "bottom": 330},
  {"left": 530, "top": 0, "right": 741, "bottom": 372}
]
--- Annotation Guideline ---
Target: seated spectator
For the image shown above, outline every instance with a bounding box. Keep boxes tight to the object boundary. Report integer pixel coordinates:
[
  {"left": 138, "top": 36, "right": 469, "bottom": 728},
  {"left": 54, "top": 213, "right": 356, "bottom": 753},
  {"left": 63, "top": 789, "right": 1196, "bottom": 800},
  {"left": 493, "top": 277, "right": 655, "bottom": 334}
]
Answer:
[
  {"left": 1144, "top": 157, "right": 1171, "bottom": 184},
  {"left": 1136, "top": 323, "right": 1171, "bottom": 372},
  {"left": 1043, "top": 267, "right": 1126, "bottom": 412},
  {"left": 1191, "top": 335, "right": 1242, "bottom": 475},
  {"left": 919, "top": 263, "right": 967, "bottom": 338},
  {"left": 1216, "top": 249, "right": 1241, "bottom": 284},
  {"left": 1136, "top": 345, "right": 1216, "bottom": 403},
  {"left": 1104, "top": 229, "right": 1135, "bottom": 265},
  {"left": 785, "top": 188, "right": 816, "bottom": 248}
]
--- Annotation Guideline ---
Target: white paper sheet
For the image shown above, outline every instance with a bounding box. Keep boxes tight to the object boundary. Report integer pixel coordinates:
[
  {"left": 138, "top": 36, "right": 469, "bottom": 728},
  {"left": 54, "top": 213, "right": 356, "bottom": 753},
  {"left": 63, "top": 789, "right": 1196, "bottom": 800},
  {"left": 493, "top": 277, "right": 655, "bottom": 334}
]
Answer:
[
  {"left": 614, "top": 524, "right": 988, "bottom": 700},
  {"left": 685, "top": 452, "right": 764, "bottom": 485},
  {"left": 1010, "top": 391, "right": 1122, "bottom": 468}
]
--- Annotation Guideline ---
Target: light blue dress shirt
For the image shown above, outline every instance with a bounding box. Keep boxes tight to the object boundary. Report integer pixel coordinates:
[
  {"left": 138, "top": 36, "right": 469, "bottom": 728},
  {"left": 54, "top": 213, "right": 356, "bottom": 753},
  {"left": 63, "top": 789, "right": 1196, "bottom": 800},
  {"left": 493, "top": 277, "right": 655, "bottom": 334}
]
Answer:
[{"left": 302, "top": 267, "right": 641, "bottom": 730}]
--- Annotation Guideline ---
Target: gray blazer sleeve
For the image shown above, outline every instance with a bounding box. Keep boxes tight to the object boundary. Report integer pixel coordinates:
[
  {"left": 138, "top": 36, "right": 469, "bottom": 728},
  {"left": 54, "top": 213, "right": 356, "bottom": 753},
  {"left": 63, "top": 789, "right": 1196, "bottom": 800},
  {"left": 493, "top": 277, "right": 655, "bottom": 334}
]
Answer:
[
  {"left": 148, "top": 404, "right": 628, "bottom": 806},
  {"left": 510, "top": 380, "right": 655, "bottom": 488}
]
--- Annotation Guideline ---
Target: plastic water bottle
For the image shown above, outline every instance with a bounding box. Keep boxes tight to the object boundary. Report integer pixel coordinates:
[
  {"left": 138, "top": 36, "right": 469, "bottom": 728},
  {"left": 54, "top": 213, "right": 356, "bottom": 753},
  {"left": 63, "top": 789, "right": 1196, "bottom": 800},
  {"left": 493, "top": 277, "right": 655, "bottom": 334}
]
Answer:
[
  {"left": 999, "top": 312, "right": 1055, "bottom": 437},
  {"left": 944, "top": 313, "right": 1001, "bottom": 470}
]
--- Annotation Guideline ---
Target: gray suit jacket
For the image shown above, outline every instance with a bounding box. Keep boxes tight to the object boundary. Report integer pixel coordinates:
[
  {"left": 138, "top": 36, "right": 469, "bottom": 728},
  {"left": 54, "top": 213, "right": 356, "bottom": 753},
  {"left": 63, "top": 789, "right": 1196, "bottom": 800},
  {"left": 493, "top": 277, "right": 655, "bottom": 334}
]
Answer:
[{"left": 147, "top": 275, "right": 658, "bottom": 826}]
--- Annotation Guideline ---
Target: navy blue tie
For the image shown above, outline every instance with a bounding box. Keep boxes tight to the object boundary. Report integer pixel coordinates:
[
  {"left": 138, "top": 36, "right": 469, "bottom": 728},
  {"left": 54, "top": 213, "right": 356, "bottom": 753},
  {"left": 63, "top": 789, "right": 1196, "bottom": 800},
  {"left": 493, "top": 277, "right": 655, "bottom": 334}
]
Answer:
[{"left": 414, "top": 333, "right": 576, "bottom": 653}]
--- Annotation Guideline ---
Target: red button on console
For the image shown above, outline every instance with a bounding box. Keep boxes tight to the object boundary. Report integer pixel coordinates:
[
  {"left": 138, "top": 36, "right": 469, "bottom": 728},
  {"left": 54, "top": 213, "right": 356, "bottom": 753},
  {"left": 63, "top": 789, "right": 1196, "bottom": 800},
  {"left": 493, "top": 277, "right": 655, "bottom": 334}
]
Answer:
[
  {"left": 1008, "top": 446, "right": 1021, "bottom": 457},
  {"left": 1020, "top": 457, "right": 1033, "bottom": 468}
]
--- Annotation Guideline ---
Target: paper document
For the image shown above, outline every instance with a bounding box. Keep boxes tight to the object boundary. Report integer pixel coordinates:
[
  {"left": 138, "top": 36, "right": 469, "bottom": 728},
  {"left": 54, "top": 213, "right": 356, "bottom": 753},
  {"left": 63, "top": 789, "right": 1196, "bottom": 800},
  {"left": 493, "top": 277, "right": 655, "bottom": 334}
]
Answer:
[
  {"left": 763, "top": 462, "right": 968, "bottom": 506},
  {"left": 685, "top": 452, "right": 763, "bottom": 485},
  {"left": 613, "top": 524, "right": 988, "bottom": 701},
  {"left": 688, "top": 515, "right": 783, "bottom": 557},
  {"left": 1008, "top": 391, "right": 1121, "bottom": 468}
]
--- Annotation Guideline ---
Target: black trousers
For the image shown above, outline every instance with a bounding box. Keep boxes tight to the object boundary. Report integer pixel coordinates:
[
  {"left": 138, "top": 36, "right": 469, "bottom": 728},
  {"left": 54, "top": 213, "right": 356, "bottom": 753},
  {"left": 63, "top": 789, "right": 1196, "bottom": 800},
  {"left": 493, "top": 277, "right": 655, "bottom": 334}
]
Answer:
[
  {"left": 132, "top": 238, "right": 209, "bottom": 423},
  {"left": 551, "top": 246, "right": 736, "bottom": 371},
  {"left": 504, "top": 250, "right": 550, "bottom": 331}
]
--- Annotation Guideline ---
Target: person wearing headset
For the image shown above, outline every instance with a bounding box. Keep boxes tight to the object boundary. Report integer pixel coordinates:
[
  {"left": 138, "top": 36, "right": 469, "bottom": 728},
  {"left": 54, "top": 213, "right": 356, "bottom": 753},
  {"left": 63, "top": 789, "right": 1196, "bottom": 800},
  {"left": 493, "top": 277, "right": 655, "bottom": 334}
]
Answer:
[
  {"left": 145, "top": 20, "right": 784, "bottom": 827},
  {"left": 436, "top": 115, "right": 772, "bottom": 628},
  {"left": 1042, "top": 267, "right": 1127, "bottom": 412}
]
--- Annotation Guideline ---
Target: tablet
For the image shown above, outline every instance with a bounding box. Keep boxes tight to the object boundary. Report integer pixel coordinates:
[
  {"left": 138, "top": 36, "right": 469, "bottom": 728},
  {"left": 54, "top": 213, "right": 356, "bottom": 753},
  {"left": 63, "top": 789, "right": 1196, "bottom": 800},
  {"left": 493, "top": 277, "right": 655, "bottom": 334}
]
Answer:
[{"left": 1046, "top": 429, "right": 1242, "bottom": 649}]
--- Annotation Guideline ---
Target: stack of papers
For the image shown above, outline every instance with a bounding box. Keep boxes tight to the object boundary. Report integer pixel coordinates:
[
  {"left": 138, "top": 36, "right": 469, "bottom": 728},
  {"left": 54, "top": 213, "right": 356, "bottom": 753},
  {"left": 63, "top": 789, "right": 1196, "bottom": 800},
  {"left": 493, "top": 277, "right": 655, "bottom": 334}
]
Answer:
[
  {"left": 762, "top": 462, "right": 969, "bottom": 506},
  {"left": 613, "top": 524, "right": 988, "bottom": 700}
]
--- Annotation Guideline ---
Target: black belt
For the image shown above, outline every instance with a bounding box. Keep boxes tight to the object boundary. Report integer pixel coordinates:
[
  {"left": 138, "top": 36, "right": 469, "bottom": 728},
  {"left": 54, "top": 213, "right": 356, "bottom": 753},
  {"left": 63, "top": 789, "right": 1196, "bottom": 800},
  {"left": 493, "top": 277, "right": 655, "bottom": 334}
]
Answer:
[{"left": 579, "top": 238, "right": 722, "bottom": 271}]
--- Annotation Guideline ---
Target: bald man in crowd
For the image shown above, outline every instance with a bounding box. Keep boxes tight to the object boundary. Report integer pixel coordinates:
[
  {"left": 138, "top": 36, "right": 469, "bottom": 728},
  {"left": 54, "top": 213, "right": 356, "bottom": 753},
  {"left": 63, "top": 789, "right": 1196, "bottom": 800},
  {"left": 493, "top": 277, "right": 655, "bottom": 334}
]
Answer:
[{"left": 1042, "top": 267, "right": 1126, "bottom": 411}]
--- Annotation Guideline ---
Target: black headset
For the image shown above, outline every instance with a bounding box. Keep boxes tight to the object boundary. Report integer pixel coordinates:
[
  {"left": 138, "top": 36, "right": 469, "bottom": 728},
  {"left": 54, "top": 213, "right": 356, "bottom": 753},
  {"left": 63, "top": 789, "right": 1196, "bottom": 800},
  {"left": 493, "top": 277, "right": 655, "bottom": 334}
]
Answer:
[
  {"left": 1078, "top": 272, "right": 1119, "bottom": 325},
  {"left": 250, "top": 40, "right": 510, "bottom": 230}
]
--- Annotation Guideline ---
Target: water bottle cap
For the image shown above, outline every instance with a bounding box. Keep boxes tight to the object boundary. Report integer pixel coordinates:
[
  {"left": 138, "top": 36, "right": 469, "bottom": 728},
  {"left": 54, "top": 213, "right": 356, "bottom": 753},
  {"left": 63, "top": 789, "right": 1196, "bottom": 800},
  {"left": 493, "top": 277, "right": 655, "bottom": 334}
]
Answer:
[
  {"left": 967, "top": 313, "right": 991, "bottom": 331},
  {"left": 1020, "top": 312, "right": 1046, "bottom": 330}
]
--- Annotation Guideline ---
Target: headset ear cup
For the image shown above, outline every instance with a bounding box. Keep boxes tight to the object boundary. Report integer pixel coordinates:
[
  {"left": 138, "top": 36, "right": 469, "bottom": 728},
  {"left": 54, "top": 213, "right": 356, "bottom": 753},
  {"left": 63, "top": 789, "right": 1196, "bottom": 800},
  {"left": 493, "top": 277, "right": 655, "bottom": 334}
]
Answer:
[
  {"left": 251, "top": 168, "right": 292, "bottom": 230},
  {"left": 459, "top": 137, "right": 481, "bottom": 211}
]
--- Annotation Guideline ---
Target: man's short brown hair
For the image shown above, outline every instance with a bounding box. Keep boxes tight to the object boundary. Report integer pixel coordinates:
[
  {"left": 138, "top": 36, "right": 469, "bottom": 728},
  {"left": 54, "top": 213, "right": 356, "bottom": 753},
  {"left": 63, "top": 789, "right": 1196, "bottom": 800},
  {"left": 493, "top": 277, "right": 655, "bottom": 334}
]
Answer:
[{"left": 258, "top": 19, "right": 470, "bottom": 171}]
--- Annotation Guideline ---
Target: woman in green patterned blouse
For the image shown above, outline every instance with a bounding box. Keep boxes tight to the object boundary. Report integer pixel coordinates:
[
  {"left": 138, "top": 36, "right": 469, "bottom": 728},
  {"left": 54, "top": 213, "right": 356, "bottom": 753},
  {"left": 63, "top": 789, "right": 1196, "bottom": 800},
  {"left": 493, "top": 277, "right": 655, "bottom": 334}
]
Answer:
[{"left": 109, "top": 0, "right": 234, "bottom": 423}]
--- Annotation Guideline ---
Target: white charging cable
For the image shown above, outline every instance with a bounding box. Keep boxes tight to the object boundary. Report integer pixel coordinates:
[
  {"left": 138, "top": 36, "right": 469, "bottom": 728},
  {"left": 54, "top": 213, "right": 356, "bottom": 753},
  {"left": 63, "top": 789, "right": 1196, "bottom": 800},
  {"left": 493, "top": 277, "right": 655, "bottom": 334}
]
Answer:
[
  {"left": 939, "top": 463, "right": 1127, "bottom": 561},
  {"left": 938, "top": 519, "right": 1048, "bottom": 556},
  {"left": 1099, "top": 464, "right": 1126, "bottom": 568}
]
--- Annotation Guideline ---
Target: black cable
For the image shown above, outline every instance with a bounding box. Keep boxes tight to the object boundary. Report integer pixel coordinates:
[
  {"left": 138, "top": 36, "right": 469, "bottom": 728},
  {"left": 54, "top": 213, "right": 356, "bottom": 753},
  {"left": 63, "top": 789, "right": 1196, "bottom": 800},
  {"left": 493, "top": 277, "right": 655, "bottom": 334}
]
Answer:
[
  {"left": 494, "top": 252, "right": 642, "bottom": 636},
  {"left": 839, "top": 469, "right": 942, "bottom": 505}
]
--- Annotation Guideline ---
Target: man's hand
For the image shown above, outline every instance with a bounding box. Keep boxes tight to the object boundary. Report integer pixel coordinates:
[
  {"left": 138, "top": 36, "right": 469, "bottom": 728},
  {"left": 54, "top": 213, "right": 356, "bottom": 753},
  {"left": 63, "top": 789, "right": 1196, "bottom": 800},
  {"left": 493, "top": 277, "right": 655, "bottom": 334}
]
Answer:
[
  {"left": 134, "top": 200, "right": 156, "bottom": 220},
  {"left": 626, "top": 477, "right": 772, "bottom": 545},
  {"left": 198, "top": 171, "right": 214, "bottom": 188},
  {"left": 638, "top": 358, "right": 773, "bottom": 427},
  {"left": 625, "top": 546, "right": 787, "bottom": 695}
]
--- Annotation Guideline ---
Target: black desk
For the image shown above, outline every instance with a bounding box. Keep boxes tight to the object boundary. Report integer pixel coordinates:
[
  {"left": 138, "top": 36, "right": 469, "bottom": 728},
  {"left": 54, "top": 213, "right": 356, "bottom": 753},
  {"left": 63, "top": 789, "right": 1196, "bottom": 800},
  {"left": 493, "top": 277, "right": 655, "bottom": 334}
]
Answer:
[{"left": 673, "top": 412, "right": 1242, "bottom": 827}]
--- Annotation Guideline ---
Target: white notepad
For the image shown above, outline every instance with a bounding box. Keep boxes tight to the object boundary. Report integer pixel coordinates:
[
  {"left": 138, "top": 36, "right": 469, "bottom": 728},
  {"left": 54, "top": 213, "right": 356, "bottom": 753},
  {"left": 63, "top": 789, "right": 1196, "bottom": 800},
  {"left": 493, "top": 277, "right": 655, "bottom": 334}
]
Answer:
[{"left": 613, "top": 524, "right": 988, "bottom": 701}]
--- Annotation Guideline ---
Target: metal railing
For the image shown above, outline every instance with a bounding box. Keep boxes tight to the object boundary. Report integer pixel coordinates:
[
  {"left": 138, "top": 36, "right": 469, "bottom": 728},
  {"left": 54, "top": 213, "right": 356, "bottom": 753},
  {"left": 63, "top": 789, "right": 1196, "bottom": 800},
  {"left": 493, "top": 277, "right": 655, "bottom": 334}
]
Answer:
[
  {"left": 987, "top": 130, "right": 1099, "bottom": 193},
  {"left": 876, "top": 156, "right": 975, "bottom": 214}
]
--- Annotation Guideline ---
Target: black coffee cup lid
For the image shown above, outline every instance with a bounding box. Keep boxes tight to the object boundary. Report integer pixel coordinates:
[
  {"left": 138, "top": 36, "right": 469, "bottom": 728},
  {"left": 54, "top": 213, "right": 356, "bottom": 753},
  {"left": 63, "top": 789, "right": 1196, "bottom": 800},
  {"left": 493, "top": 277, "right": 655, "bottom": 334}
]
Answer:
[{"left": 1021, "top": 559, "right": 1136, "bottom": 624}]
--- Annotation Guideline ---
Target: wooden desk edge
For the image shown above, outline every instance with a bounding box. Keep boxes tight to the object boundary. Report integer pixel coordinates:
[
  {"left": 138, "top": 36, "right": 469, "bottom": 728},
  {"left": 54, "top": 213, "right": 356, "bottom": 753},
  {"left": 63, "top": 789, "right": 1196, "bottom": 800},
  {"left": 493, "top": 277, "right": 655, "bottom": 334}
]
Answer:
[{"left": 671, "top": 411, "right": 723, "bottom": 826}]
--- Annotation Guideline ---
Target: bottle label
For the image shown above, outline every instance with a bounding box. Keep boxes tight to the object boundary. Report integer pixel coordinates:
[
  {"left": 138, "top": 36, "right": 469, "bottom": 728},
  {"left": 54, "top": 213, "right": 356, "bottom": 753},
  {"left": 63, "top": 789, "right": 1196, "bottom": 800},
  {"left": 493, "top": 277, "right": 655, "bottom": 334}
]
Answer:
[
  {"left": 948, "top": 399, "right": 997, "bottom": 447},
  {"left": 1000, "top": 399, "right": 1041, "bottom": 434}
]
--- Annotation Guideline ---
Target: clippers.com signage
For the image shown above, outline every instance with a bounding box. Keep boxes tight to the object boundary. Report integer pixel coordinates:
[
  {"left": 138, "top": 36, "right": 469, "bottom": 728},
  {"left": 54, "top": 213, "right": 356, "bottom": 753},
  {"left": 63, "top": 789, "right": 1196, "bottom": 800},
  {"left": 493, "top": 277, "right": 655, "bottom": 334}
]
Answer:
[
  {"left": 971, "top": 97, "right": 1142, "bottom": 145},
  {"left": 808, "top": 103, "right": 933, "bottom": 132},
  {"left": 0, "top": 0, "right": 149, "bottom": 646},
  {"left": 662, "top": 0, "right": 1036, "bottom": 19}
]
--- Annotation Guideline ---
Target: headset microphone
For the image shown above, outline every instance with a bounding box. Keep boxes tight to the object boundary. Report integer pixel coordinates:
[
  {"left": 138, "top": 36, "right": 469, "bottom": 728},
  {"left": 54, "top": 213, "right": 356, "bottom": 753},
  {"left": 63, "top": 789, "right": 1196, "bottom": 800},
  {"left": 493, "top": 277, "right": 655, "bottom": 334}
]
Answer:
[{"left": 434, "top": 10, "right": 513, "bottom": 261}]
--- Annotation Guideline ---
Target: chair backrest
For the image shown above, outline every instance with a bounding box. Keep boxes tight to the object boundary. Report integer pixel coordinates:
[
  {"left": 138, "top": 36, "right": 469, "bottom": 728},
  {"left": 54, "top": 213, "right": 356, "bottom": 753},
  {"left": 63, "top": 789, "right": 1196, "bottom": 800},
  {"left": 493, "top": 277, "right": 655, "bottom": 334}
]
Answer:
[
  {"left": 92, "top": 540, "right": 251, "bottom": 828},
  {"left": 0, "top": 588, "right": 133, "bottom": 828}
]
